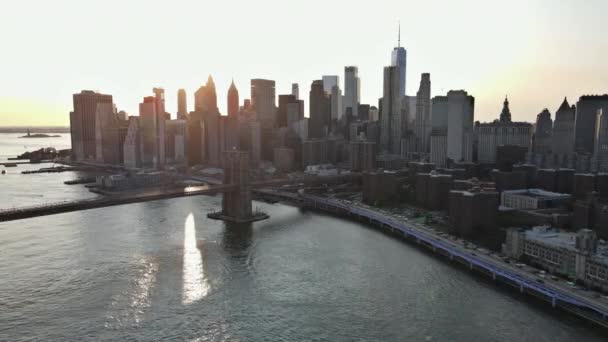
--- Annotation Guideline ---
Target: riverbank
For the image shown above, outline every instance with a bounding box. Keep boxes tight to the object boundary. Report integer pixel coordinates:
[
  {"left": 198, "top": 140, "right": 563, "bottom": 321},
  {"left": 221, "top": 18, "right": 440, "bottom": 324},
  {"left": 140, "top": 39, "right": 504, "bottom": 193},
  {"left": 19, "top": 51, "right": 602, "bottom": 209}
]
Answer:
[{"left": 252, "top": 189, "right": 608, "bottom": 329}]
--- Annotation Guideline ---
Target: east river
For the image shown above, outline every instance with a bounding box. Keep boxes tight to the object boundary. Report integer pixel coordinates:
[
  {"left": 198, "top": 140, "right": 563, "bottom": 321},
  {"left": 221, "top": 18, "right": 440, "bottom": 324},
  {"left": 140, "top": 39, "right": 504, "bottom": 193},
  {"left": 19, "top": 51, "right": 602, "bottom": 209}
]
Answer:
[{"left": 0, "top": 133, "right": 605, "bottom": 341}]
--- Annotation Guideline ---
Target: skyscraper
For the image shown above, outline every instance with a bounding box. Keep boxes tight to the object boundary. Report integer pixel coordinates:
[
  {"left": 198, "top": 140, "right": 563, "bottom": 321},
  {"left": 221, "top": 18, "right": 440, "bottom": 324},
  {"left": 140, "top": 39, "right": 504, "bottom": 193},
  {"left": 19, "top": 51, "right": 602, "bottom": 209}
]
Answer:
[
  {"left": 344, "top": 66, "right": 360, "bottom": 117},
  {"left": 70, "top": 90, "right": 114, "bottom": 160},
  {"left": 227, "top": 80, "right": 239, "bottom": 117},
  {"left": 251, "top": 79, "right": 276, "bottom": 160},
  {"left": 533, "top": 108, "right": 553, "bottom": 154},
  {"left": 309, "top": 80, "right": 331, "bottom": 139},
  {"left": 194, "top": 75, "right": 218, "bottom": 112},
  {"left": 552, "top": 97, "right": 576, "bottom": 155},
  {"left": 177, "top": 88, "right": 188, "bottom": 120},
  {"left": 139, "top": 96, "right": 158, "bottom": 168},
  {"left": 380, "top": 66, "right": 402, "bottom": 154},
  {"left": 152, "top": 87, "right": 166, "bottom": 168},
  {"left": 575, "top": 95, "right": 608, "bottom": 154},
  {"left": 414, "top": 73, "right": 431, "bottom": 153},
  {"left": 391, "top": 23, "right": 407, "bottom": 96},
  {"left": 291, "top": 83, "right": 299, "bottom": 100},
  {"left": 446, "top": 90, "right": 475, "bottom": 163},
  {"left": 277, "top": 94, "right": 298, "bottom": 128},
  {"left": 322, "top": 75, "right": 339, "bottom": 94},
  {"left": 430, "top": 96, "right": 449, "bottom": 166}
]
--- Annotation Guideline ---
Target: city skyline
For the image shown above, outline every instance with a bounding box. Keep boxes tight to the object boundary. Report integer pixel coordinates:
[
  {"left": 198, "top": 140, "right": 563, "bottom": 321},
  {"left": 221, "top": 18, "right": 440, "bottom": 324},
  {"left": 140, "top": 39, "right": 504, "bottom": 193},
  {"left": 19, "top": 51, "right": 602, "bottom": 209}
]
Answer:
[{"left": 1, "top": 0, "right": 607, "bottom": 126}]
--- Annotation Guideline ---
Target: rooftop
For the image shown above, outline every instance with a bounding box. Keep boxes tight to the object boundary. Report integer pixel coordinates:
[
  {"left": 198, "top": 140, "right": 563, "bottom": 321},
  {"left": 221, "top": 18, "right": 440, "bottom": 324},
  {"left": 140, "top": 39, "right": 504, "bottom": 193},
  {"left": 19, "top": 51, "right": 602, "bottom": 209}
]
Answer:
[{"left": 503, "top": 188, "right": 571, "bottom": 199}]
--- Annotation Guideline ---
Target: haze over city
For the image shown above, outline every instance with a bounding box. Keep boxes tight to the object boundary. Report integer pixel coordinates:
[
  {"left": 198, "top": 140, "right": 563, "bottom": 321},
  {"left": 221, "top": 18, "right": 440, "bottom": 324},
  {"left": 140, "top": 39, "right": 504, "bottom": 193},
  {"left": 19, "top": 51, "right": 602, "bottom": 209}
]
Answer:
[{"left": 1, "top": 0, "right": 607, "bottom": 126}]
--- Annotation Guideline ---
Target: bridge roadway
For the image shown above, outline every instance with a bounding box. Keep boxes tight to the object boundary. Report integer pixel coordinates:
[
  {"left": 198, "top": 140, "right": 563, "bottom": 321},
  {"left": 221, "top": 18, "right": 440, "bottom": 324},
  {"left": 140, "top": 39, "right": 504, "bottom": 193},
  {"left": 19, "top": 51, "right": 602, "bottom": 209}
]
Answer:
[
  {"left": 0, "top": 173, "right": 361, "bottom": 222},
  {"left": 299, "top": 193, "right": 608, "bottom": 325}
]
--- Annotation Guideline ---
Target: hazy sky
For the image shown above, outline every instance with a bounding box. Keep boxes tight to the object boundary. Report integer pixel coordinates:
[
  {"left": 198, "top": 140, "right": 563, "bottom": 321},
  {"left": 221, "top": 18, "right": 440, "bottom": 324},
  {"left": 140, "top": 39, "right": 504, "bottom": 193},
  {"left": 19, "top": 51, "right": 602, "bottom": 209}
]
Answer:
[{"left": 0, "top": 0, "right": 606, "bottom": 126}]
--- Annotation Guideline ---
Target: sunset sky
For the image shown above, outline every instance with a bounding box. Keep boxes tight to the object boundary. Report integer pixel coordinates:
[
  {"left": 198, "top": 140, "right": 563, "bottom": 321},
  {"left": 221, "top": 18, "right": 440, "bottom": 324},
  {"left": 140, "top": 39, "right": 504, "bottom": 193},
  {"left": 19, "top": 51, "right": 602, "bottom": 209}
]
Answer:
[{"left": 0, "top": 0, "right": 606, "bottom": 126}]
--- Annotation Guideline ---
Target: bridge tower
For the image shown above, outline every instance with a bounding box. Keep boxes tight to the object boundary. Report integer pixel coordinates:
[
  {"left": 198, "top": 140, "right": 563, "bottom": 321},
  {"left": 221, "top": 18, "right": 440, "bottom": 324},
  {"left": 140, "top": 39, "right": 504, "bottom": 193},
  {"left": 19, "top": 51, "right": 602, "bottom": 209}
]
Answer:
[{"left": 208, "top": 150, "right": 268, "bottom": 222}]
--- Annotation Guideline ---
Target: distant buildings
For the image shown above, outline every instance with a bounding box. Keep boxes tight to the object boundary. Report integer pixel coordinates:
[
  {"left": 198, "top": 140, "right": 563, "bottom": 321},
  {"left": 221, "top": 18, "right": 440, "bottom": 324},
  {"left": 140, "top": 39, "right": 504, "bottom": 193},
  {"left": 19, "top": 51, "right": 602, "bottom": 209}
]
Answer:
[
  {"left": 533, "top": 108, "right": 553, "bottom": 154},
  {"left": 446, "top": 90, "right": 475, "bottom": 163},
  {"left": 430, "top": 95, "right": 448, "bottom": 166},
  {"left": 251, "top": 78, "right": 276, "bottom": 160},
  {"left": 504, "top": 227, "right": 608, "bottom": 292},
  {"left": 477, "top": 97, "right": 532, "bottom": 163}
]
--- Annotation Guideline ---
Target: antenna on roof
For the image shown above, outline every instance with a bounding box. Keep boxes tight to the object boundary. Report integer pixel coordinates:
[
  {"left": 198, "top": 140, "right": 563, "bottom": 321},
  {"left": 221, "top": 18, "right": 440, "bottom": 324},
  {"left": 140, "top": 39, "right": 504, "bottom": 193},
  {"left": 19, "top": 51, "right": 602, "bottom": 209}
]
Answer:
[{"left": 398, "top": 21, "right": 401, "bottom": 48}]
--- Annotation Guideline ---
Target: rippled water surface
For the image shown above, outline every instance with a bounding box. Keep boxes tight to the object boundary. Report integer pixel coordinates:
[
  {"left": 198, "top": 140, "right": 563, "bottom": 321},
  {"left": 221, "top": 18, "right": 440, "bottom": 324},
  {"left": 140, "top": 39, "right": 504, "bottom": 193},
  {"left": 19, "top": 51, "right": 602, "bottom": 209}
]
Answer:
[{"left": 0, "top": 133, "right": 605, "bottom": 341}]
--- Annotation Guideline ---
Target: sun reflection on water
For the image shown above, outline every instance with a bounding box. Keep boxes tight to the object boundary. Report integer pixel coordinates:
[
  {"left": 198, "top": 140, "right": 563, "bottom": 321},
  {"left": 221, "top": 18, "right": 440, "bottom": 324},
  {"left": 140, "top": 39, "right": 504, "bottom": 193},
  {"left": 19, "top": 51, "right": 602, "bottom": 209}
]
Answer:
[{"left": 182, "top": 213, "right": 209, "bottom": 304}]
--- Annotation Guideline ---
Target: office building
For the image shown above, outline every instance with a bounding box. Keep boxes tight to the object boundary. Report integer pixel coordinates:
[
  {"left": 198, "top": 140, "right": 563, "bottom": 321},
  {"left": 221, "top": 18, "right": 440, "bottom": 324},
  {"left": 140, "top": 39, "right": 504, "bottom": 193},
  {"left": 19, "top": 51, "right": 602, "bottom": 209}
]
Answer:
[
  {"left": 152, "top": 87, "right": 167, "bottom": 168},
  {"left": 227, "top": 80, "right": 239, "bottom": 117},
  {"left": 429, "top": 96, "right": 449, "bottom": 166},
  {"left": 477, "top": 97, "right": 532, "bottom": 163},
  {"left": 414, "top": 73, "right": 431, "bottom": 153},
  {"left": 349, "top": 140, "right": 377, "bottom": 171},
  {"left": 309, "top": 80, "right": 331, "bottom": 139},
  {"left": 165, "top": 119, "right": 187, "bottom": 165},
  {"left": 344, "top": 66, "right": 360, "bottom": 117},
  {"left": 194, "top": 76, "right": 218, "bottom": 112},
  {"left": 504, "top": 227, "right": 608, "bottom": 292},
  {"left": 575, "top": 95, "right": 608, "bottom": 154},
  {"left": 446, "top": 90, "right": 475, "bottom": 163},
  {"left": 292, "top": 83, "right": 299, "bottom": 100},
  {"left": 501, "top": 189, "right": 571, "bottom": 210},
  {"left": 123, "top": 116, "right": 142, "bottom": 169},
  {"left": 533, "top": 108, "right": 553, "bottom": 154},
  {"left": 70, "top": 90, "right": 114, "bottom": 160},
  {"left": 251, "top": 79, "right": 276, "bottom": 160},
  {"left": 380, "top": 66, "right": 402, "bottom": 154},
  {"left": 177, "top": 89, "right": 188, "bottom": 120},
  {"left": 277, "top": 94, "right": 298, "bottom": 128},
  {"left": 449, "top": 190, "right": 499, "bottom": 238},
  {"left": 274, "top": 147, "right": 295, "bottom": 172},
  {"left": 552, "top": 97, "right": 576, "bottom": 155}
]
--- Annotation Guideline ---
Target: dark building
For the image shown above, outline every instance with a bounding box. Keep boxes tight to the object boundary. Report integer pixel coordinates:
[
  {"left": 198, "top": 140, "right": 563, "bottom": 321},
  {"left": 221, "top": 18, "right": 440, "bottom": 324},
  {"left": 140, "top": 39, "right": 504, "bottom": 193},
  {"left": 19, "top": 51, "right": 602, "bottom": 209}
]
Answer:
[
  {"left": 309, "top": 80, "right": 331, "bottom": 139},
  {"left": 415, "top": 173, "right": 431, "bottom": 208},
  {"left": 194, "top": 75, "right": 218, "bottom": 112},
  {"left": 496, "top": 145, "right": 528, "bottom": 171},
  {"left": 187, "top": 111, "right": 204, "bottom": 166},
  {"left": 491, "top": 170, "right": 527, "bottom": 192},
  {"left": 70, "top": 90, "right": 114, "bottom": 160},
  {"left": 277, "top": 94, "right": 298, "bottom": 128},
  {"left": 557, "top": 169, "right": 575, "bottom": 194},
  {"left": 533, "top": 108, "right": 553, "bottom": 154},
  {"left": 573, "top": 173, "right": 597, "bottom": 200},
  {"left": 449, "top": 190, "right": 499, "bottom": 238},
  {"left": 407, "top": 162, "right": 436, "bottom": 182},
  {"left": 512, "top": 164, "right": 537, "bottom": 188},
  {"left": 349, "top": 140, "right": 377, "bottom": 171},
  {"left": 428, "top": 174, "right": 453, "bottom": 210},
  {"left": 358, "top": 104, "right": 370, "bottom": 121},
  {"left": 536, "top": 169, "right": 558, "bottom": 192},
  {"left": 574, "top": 95, "right": 608, "bottom": 154},
  {"left": 227, "top": 80, "right": 239, "bottom": 117},
  {"left": 598, "top": 173, "right": 608, "bottom": 201},
  {"left": 363, "top": 171, "right": 400, "bottom": 206}
]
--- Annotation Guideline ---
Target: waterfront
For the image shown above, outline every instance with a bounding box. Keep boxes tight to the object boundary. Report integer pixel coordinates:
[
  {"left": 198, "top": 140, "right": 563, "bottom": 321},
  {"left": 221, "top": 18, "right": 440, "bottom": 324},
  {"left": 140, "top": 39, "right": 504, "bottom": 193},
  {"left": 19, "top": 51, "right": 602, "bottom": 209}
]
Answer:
[{"left": 0, "top": 134, "right": 606, "bottom": 341}]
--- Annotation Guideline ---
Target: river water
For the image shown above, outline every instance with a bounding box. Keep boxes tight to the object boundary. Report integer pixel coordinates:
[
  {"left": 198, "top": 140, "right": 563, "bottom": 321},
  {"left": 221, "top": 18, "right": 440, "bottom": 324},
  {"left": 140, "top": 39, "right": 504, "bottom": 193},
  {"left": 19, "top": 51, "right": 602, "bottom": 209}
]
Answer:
[{"left": 0, "top": 133, "right": 605, "bottom": 341}]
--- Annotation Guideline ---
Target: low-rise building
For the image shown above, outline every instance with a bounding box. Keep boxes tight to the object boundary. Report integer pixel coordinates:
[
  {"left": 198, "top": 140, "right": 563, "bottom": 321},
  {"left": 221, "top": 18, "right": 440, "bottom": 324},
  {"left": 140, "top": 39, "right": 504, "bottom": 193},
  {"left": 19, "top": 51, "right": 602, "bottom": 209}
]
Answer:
[
  {"left": 504, "top": 227, "right": 608, "bottom": 291},
  {"left": 501, "top": 189, "right": 571, "bottom": 210}
]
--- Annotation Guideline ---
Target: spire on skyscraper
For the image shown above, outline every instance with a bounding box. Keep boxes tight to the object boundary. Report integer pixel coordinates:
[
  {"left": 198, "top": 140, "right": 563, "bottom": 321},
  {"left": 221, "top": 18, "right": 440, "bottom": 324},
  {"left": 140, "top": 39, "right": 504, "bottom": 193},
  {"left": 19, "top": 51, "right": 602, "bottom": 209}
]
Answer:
[
  {"left": 398, "top": 21, "right": 401, "bottom": 48},
  {"left": 206, "top": 75, "right": 215, "bottom": 88}
]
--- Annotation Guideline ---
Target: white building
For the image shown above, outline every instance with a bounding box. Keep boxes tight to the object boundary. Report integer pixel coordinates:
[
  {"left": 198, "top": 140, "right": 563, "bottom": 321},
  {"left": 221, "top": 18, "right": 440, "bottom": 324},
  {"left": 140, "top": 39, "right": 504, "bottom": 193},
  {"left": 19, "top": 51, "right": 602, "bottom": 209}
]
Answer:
[
  {"left": 446, "top": 90, "right": 475, "bottom": 163},
  {"left": 501, "top": 189, "right": 571, "bottom": 210}
]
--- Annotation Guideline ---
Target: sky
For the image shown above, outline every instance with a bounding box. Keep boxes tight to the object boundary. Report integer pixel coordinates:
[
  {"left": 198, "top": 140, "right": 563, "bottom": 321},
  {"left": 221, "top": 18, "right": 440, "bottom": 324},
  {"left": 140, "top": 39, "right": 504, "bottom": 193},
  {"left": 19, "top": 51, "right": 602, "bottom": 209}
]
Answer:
[{"left": 0, "top": 0, "right": 607, "bottom": 127}]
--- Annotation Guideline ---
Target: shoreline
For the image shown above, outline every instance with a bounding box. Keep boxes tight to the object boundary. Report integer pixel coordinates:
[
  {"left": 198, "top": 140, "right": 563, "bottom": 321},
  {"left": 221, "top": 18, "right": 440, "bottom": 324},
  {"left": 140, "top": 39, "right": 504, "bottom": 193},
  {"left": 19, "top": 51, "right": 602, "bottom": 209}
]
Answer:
[{"left": 253, "top": 190, "right": 608, "bottom": 329}]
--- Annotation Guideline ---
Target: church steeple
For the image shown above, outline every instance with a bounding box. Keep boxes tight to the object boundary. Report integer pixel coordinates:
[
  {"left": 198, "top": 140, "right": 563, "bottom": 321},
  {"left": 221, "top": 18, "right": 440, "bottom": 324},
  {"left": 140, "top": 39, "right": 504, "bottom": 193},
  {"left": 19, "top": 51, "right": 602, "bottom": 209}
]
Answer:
[{"left": 500, "top": 96, "right": 512, "bottom": 123}]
